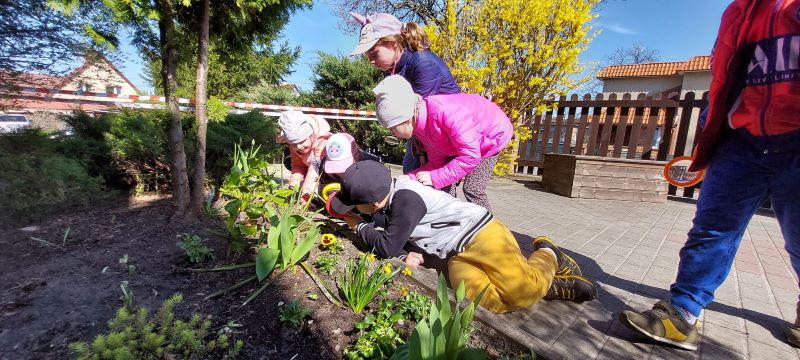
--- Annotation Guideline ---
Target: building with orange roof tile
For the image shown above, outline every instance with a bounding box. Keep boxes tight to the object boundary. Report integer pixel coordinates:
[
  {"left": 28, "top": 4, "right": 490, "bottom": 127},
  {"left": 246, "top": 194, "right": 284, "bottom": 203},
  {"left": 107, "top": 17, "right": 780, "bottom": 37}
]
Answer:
[{"left": 598, "top": 55, "right": 710, "bottom": 96}]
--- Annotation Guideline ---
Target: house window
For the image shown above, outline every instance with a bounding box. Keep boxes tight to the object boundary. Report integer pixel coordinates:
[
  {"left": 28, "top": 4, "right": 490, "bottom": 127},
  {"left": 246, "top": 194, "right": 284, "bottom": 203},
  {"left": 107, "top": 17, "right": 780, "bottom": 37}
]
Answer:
[
  {"left": 78, "top": 82, "right": 92, "bottom": 93},
  {"left": 106, "top": 85, "right": 122, "bottom": 95}
]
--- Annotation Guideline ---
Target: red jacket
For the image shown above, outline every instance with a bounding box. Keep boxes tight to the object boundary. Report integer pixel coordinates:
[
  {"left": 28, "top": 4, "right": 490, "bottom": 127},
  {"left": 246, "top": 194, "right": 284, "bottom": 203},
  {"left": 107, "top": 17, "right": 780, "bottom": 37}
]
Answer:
[{"left": 692, "top": 0, "right": 800, "bottom": 171}]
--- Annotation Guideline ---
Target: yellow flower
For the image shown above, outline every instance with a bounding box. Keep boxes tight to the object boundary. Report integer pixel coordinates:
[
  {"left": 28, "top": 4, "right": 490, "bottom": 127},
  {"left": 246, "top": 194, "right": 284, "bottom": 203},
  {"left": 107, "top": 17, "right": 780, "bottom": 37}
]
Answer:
[
  {"left": 366, "top": 253, "right": 376, "bottom": 263},
  {"left": 320, "top": 233, "right": 337, "bottom": 247},
  {"left": 401, "top": 266, "right": 412, "bottom": 276},
  {"left": 400, "top": 286, "right": 409, "bottom": 297},
  {"left": 382, "top": 263, "right": 392, "bottom": 274}
]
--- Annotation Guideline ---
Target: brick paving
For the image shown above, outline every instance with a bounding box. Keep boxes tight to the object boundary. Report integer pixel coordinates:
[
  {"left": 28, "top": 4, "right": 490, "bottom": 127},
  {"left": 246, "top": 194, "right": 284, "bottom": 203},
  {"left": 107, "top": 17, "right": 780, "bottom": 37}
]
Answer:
[{"left": 410, "top": 176, "right": 799, "bottom": 360}]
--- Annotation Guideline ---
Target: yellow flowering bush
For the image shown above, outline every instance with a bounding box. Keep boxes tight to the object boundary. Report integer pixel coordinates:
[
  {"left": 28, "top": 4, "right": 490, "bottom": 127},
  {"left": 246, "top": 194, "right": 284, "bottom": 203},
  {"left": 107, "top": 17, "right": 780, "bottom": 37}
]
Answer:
[{"left": 427, "top": 0, "right": 600, "bottom": 175}]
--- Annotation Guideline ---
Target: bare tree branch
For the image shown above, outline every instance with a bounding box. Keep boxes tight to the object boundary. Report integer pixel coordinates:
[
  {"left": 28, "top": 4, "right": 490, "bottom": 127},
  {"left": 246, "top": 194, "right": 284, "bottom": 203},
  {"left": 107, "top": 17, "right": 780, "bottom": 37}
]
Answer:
[
  {"left": 326, "top": 0, "right": 445, "bottom": 34},
  {"left": 607, "top": 42, "right": 659, "bottom": 65}
]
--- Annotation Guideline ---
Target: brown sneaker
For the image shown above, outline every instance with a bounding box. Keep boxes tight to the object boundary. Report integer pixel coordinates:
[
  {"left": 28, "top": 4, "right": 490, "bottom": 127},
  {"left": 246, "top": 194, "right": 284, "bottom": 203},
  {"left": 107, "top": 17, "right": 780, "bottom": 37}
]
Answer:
[
  {"left": 619, "top": 300, "right": 700, "bottom": 351},
  {"left": 533, "top": 236, "right": 582, "bottom": 277},
  {"left": 543, "top": 275, "right": 597, "bottom": 303}
]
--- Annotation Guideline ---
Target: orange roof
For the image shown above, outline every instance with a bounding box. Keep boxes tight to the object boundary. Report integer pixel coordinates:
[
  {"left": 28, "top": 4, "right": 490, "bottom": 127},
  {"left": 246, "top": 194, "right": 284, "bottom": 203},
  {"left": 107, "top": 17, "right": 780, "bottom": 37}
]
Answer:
[{"left": 598, "top": 55, "right": 710, "bottom": 79}]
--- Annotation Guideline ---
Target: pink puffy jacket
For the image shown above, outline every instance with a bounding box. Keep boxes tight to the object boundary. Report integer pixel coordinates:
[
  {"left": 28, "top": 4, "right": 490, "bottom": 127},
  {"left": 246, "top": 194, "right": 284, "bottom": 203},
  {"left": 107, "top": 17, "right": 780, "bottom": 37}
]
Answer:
[{"left": 408, "top": 93, "right": 513, "bottom": 189}]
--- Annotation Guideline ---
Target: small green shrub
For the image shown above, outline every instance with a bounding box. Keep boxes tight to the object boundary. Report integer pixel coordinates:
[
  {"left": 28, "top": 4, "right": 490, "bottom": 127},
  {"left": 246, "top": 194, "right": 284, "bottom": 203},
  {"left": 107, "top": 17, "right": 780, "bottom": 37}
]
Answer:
[
  {"left": 344, "top": 298, "right": 405, "bottom": 360},
  {"left": 395, "top": 290, "right": 430, "bottom": 323},
  {"left": 278, "top": 299, "right": 312, "bottom": 328},
  {"left": 176, "top": 234, "right": 215, "bottom": 263},
  {"left": 314, "top": 253, "right": 338, "bottom": 276},
  {"left": 69, "top": 294, "right": 243, "bottom": 360},
  {"left": 0, "top": 152, "right": 105, "bottom": 226}
]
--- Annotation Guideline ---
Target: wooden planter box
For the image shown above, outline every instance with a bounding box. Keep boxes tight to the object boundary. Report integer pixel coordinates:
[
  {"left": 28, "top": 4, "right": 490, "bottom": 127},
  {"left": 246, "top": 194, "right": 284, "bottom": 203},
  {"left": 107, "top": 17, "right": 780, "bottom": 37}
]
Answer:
[{"left": 542, "top": 154, "right": 669, "bottom": 203}]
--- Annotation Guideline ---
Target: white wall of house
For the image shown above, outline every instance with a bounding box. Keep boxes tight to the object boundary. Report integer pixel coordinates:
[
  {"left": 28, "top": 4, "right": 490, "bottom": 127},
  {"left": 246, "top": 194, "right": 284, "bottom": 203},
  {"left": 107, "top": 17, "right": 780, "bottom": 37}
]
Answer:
[
  {"left": 601, "top": 76, "right": 683, "bottom": 95},
  {"left": 61, "top": 61, "right": 138, "bottom": 96},
  {"left": 681, "top": 71, "right": 712, "bottom": 92}
]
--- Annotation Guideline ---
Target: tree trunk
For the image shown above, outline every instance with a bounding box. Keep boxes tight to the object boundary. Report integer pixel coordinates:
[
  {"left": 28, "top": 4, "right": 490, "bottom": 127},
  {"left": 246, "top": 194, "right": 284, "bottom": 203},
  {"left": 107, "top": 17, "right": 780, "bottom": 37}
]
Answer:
[
  {"left": 159, "top": 0, "right": 191, "bottom": 220},
  {"left": 188, "top": 0, "right": 210, "bottom": 218}
]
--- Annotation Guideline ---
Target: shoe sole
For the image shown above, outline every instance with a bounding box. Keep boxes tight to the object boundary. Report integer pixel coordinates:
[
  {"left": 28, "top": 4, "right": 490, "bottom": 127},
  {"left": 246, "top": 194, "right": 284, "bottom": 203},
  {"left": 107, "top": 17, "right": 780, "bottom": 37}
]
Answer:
[{"left": 619, "top": 312, "right": 698, "bottom": 351}]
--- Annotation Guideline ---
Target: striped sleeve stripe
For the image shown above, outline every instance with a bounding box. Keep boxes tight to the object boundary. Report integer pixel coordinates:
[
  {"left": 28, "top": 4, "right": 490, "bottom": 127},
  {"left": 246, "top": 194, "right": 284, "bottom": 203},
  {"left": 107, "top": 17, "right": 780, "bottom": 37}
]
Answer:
[{"left": 455, "top": 212, "right": 493, "bottom": 253}]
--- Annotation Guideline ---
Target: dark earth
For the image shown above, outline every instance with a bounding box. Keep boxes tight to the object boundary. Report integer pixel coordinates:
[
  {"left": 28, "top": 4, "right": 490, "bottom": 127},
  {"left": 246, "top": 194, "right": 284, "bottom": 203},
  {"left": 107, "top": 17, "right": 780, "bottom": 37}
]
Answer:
[{"left": 0, "top": 195, "right": 530, "bottom": 359}]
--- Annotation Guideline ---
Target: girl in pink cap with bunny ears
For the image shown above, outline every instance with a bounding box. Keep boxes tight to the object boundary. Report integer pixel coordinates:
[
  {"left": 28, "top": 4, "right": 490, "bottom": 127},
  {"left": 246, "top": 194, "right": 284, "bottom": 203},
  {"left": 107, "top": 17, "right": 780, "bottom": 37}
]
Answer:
[{"left": 349, "top": 12, "right": 460, "bottom": 175}]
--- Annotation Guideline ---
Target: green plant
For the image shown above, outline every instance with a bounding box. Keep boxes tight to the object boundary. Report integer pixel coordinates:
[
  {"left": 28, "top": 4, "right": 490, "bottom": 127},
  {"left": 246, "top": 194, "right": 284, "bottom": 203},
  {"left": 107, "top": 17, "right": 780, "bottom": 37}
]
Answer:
[
  {"left": 314, "top": 253, "right": 338, "bottom": 276},
  {"left": 205, "top": 142, "right": 322, "bottom": 307},
  {"left": 219, "top": 142, "right": 281, "bottom": 255},
  {"left": 339, "top": 255, "right": 402, "bottom": 314},
  {"left": 344, "top": 298, "right": 406, "bottom": 360},
  {"left": 396, "top": 290, "right": 430, "bottom": 324},
  {"left": 206, "top": 111, "right": 281, "bottom": 185},
  {"left": 177, "top": 233, "right": 215, "bottom": 263},
  {"left": 119, "top": 281, "right": 134, "bottom": 310},
  {"left": 0, "top": 151, "right": 105, "bottom": 227},
  {"left": 69, "top": 293, "right": 243, "bottom": 360},
  {"left": 390, "top": 273, "right": 488, "bottom": 360},
  {"left": 278, "top": 299, "right": 313, "bottom": 328}
]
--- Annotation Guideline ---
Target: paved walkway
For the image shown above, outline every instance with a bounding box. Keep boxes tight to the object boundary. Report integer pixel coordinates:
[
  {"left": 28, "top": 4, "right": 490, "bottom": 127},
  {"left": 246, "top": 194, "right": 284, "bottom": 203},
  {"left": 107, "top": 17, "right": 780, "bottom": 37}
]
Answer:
[{"left": 414, "top": 177, "right": 798, "bottom": 360}]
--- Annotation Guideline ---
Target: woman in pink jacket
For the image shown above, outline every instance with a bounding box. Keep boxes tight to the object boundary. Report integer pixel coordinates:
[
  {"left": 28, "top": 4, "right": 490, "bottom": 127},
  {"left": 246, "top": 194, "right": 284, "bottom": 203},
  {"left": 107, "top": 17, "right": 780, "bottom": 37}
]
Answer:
[{"left": 372, "top": 75, "right": 513, "bottom": 210}]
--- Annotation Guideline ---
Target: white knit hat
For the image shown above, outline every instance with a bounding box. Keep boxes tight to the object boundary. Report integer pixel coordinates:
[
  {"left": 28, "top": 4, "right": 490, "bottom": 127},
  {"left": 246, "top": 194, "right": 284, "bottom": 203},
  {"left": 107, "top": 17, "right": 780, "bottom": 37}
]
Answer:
[
  {"left": 373, "top": 75, "right": 417, "bottom": 128},
  {"left": 277, "top": 110, "right": 313, "bottom": 144}
]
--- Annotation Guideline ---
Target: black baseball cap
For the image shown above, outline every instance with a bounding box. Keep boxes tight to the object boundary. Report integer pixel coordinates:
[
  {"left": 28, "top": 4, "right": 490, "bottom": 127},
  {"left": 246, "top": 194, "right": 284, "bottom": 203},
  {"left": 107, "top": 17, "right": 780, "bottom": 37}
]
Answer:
[{"left": 329, "top": 160, "right": 392, "bottom": 214}]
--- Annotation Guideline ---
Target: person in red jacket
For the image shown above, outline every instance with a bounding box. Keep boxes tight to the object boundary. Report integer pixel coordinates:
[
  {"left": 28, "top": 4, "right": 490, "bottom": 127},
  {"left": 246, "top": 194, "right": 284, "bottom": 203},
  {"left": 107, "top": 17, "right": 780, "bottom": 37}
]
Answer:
[{"left": 619, "top": 0, "right": 800, "bottom": 351}]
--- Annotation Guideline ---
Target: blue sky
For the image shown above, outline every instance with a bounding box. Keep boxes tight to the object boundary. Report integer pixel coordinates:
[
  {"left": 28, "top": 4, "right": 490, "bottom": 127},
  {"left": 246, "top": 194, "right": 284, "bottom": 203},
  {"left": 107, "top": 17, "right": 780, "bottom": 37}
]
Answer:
[{"left": 118, "top": 0, "right": 731, "bottom": 94}]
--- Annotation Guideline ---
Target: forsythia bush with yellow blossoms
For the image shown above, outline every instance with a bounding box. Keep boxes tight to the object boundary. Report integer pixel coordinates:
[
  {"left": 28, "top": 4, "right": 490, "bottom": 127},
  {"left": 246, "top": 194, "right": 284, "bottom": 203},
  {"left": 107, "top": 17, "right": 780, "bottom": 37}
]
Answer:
[{"left": 427, "top": 0, "right": 600, "bottom": 175}]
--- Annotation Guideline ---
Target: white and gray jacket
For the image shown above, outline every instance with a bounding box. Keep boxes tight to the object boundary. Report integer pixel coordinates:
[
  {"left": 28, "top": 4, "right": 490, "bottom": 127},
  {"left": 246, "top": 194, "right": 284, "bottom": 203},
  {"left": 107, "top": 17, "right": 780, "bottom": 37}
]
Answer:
[{"left": 355, "top": 178, "right": 493, "bottom": 260}]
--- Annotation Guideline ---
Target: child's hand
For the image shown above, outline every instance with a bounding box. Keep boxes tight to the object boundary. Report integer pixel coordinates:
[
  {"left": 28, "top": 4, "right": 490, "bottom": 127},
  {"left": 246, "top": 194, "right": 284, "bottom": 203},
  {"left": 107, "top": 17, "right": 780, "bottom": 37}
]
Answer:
[
  {"left": 416, "top": 171, "right": 433, "bottom": 186},
  {"left": 344, "top": 213, "right": 363, "bottom": 229},
  {"left": 405, "top": 252, "right": 424, "bottom": 268}
]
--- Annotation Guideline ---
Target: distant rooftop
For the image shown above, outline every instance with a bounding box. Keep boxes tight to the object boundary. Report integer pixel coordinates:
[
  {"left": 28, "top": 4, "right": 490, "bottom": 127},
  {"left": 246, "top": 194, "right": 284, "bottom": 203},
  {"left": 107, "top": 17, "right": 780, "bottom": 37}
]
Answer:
[{"left": 598, "top": 55, "right": 710, "bottom": 79}]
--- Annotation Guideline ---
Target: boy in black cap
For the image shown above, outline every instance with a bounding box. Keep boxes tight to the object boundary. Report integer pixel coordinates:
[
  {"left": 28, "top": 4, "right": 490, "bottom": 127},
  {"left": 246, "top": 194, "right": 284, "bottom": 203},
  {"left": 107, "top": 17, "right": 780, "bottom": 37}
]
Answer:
[{"left": 330, "top": 160, "right": 597, "bottom": 313}]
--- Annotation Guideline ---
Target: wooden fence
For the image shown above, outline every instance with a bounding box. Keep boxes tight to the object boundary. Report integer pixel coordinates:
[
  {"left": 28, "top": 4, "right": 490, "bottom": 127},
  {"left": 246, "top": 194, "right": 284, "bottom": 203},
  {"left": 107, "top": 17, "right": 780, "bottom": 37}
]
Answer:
[{"left": 515, "top": 91, "right": 708, "bottom": 199}]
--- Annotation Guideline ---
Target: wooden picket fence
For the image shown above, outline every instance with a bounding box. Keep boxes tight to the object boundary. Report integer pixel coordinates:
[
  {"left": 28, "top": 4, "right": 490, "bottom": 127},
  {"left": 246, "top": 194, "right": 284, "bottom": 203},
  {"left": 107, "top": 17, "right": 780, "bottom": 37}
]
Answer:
[{"left": 515, "top": 91, "right": 708, "bottom": 200}]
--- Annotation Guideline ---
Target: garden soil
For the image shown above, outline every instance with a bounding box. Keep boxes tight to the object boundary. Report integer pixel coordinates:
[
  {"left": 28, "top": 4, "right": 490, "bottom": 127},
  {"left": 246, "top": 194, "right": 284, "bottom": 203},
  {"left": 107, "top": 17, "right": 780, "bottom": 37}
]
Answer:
[{"left": 0, "top": 195, "right": 527, "bottom": 359}]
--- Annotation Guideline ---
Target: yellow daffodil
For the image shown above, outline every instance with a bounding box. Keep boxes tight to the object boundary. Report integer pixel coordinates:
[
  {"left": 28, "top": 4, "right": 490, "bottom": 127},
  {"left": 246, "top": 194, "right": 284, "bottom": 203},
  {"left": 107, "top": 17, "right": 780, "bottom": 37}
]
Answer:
[
  {"left": 401, "top": 266, "right": 412, "bottom": 276},
  {"left": 382, "top": 263, "right": 392, "bottom": 274},
  {"left": 320, "top": 233, "right": 336, "bottom": 247},
  {"left": 400, "top": 286, "right": 408, "bottom": 297},
  {"left": 366, "top": 253, "right": 376, "bottom": 263}
]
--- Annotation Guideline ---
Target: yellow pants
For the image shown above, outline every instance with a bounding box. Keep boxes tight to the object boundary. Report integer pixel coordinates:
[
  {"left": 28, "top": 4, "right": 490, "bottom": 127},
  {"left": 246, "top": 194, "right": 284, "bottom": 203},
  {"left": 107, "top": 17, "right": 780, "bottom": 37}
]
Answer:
[{"left": 448, "top": 220, "right": 557, "bottom": 314}]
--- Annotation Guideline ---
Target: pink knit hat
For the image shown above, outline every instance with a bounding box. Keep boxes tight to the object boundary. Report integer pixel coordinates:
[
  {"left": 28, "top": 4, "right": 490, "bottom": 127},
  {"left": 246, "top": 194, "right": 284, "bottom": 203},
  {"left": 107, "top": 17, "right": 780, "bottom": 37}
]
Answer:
[{"left": 349, "top": 12, "right": 403, "bottom": 56}]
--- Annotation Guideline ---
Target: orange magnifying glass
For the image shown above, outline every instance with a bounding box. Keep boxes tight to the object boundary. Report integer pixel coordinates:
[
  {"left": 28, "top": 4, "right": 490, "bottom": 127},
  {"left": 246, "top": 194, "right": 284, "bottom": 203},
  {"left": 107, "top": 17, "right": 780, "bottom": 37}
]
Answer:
[{"left": 663, "top": 156, "right": 705, "bottom": 187}]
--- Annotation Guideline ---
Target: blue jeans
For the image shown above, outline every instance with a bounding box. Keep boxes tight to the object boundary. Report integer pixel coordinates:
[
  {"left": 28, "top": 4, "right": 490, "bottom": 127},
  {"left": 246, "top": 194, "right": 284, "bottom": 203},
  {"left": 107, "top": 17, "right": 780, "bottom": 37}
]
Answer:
[
  {"left": 670, "top": 132, "right": 800, "bottom": 317},
  {"left": 403, "top": 141, "right": 421, "bottom": 173}
]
